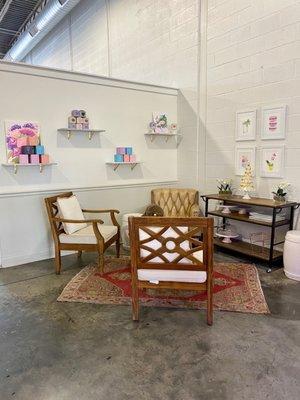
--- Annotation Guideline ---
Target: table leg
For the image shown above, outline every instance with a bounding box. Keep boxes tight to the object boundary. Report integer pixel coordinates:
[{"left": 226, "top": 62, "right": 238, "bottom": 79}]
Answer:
[{"left": 267, "top": 208, "right": 277, "bottom": 273}]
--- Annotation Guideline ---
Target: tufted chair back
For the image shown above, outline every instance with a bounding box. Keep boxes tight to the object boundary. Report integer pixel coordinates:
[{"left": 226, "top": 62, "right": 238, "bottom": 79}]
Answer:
[{"left": 151, "top": 188, "right": 200, "bottom": 217}]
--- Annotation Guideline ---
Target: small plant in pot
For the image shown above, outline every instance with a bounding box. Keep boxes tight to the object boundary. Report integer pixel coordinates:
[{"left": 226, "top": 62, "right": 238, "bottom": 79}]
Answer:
[
  {"left": 217, "top": 179, "right": 233, "bottom": 195},
  {"left": 272, "top": 182, "right": 290, "bottom": 202}
]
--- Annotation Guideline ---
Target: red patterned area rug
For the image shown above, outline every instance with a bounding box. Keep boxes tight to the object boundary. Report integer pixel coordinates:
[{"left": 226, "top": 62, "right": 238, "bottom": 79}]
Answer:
[{"left": 57, "top": 256, "right": 270, "bottom": 314}]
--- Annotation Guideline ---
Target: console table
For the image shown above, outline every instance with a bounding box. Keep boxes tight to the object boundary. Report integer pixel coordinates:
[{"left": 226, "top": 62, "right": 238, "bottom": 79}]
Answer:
[{"left": 201, "top": 194, "right": 299, "bottom": 272}]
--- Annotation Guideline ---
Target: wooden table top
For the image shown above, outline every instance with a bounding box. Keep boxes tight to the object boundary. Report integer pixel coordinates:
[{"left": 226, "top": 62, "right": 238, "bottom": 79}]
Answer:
[{"left": 201, "top": 194, "right": 299, "bottom": 209}]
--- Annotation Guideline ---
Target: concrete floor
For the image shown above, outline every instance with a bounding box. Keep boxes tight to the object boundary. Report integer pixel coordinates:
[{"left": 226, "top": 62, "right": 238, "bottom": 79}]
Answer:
[{"left": 0, "top": 250, "right": 299, "bottom": 400}]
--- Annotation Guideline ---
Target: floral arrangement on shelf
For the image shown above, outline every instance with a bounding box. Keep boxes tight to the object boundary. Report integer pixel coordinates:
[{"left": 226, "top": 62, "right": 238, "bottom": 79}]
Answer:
[
  {"left": 272, "top": 182, "right": 290, "bottom": 202},
  {"left": 217, "top": 179, "right": 233, "bottom": 195}
]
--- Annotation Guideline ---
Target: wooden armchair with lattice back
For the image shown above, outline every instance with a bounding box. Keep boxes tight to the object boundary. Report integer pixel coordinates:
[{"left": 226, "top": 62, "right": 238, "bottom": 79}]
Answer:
[
  {"left": 129, "top": 216, "right": 214, "bottom": 325},
  {"left": 45, "top": 192, "right": 120, "bottom": 275},
  {"left": 151, "top": 188, "right": 202, "bottom": 217}
]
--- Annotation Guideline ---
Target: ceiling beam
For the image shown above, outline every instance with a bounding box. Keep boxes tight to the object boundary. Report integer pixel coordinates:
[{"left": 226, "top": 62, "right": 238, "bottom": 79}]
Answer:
[{"left": 0, "top": 0, "right": 13, "bottom": 24}]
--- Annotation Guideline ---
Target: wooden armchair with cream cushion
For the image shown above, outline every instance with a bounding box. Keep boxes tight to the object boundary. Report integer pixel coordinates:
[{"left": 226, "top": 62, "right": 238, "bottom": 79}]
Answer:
[
  {"left": 45, "top": 192, "right": 120, "bottom": 275},
  {"left": 129, "top": 216, "right": 214, "bottom": 325},
  {"left": 151, "top": 188, "right": 201, "bottom": 217}
]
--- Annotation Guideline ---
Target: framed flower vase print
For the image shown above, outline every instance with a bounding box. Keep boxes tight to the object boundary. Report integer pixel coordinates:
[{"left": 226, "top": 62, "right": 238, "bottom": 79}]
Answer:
[
  {"left": 236, "top": 109, "right": 257, "bottom": 141},
  {"left": 235, "top": 145, "right": 256, "bottom": 175},
  {"left": 261, "top": 105, "right": 286, "bottom": 140},
  {"left": 260, "top": 146, "right": 285, "bottom": 178}
]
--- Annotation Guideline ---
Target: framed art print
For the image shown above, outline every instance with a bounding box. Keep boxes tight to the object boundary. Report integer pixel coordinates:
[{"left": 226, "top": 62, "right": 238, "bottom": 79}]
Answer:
[
  {"left": 236, "top": 109, "right": 257, "bottom": 141},
  {"left": 260, "top": 146, "right": 285, "bottom": 178},
  {"left": 5, "top": 121, "right": 40, "bottom": 164},
  {"left": 235, "top": 145, "right": 256, "bottom": 175},
  {"left": 261, "top": 105, "right": 286, "bottom": 140}
]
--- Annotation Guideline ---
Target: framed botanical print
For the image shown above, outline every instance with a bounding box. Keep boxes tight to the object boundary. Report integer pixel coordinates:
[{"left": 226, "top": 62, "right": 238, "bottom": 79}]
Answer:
[
  {"left": 235, "top": 145, "right": 256, "bottom": 175},
  {"left": 236, "top": 109, "right": 257, "bottom": 141},
  {"left": 261, "top": 105, "right": 286, "bottom": 140},
  {"left": 260, "top": 146, "right": 285, "bottom": 178}
]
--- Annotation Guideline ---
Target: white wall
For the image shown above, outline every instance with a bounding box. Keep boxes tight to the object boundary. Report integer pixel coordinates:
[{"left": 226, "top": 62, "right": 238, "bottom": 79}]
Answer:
[
  {"left": 23, "top": 0, "right": 201, "bottom": 189},
  {"left": 0, "top": 61, "right": 178, "bottom": 267},
  {"left": 202, "top": 0, "right": 300, "bottom": 232}
]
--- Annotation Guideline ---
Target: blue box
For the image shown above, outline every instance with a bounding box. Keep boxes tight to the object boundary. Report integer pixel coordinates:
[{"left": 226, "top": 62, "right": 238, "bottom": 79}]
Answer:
[
  {"left": 125, "top": 147, "right": 133, "bottom": 155},
  {"left": 35, "top": 145, "right": 45, "bottom": 155},
  {"left": 114, "top": 154, "right": 124, "bottom": 162}
]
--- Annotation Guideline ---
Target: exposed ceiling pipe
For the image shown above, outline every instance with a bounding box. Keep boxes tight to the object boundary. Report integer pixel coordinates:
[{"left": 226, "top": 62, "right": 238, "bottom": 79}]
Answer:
[
  {"left": 3, "top": 0, "right": 81, "bottom": 61},
  {"left": 0, "top": 0, "right": 13, "bottom": 24}
]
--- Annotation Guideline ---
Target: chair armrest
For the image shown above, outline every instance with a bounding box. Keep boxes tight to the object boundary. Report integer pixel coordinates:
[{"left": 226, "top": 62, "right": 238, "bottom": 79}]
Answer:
[
  {"left": 82, "top": 209, "right": 120, "bottom": 227},
  {"left": 53, "top": 217, "right": 105, "bottom": 242},
  {"left": 53, "top": 217, "right": 104, "bottom": 224}
]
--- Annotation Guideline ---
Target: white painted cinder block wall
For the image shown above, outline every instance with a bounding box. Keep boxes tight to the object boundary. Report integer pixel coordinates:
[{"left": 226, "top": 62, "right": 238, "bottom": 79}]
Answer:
[
  {"left": 23, "top": 0, "right": 201, "bottom": 189},
  {"left": 203, "top": 0, "right": 300, "bottom": 232}
]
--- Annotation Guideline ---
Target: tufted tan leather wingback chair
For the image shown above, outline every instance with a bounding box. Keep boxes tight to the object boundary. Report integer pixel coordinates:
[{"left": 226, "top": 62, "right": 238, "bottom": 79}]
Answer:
[{"left": 151, "top": 188, "right": 201, "bottom": 217}]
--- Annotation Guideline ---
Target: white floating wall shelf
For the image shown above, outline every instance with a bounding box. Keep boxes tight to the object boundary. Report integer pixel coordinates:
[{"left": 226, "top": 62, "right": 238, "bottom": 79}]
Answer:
[
  {"left": 144, "top": 132, "right": 182, "bottom": 144},
  {"left": 57, "top": 128, "right": 106, "bottom": 140},
  {"left": 106, "top": 162, "right": 142, "bottom": 171},
  {"left": 2, "top": 163, "right": 57, "bottom": 174}
]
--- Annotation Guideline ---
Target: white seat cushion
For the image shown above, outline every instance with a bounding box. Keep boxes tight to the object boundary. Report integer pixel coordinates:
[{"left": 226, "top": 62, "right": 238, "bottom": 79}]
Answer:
[
  {"left": 57, "top": 195, "right": 87, "bottom": 234},
  {"left": 59, "top": 224, "right": 118, "bottom": 244},
  {"left": 137, "top": 250, "right": 206, "bottom": 284}
]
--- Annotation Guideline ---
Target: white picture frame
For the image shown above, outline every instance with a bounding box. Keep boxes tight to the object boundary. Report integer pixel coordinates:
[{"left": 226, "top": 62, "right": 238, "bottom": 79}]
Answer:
[
  {"left": 235, "top": 145, "right": 256, "bottom": 176},
  {"left": 261, "top": 105, "right": 286, "bottom": 140},
  {"left": 260, "top": 146, "right": 285, "bottom": 178},
  {"left": 236, "top": 109, "right": 257, "bottom": 141}
]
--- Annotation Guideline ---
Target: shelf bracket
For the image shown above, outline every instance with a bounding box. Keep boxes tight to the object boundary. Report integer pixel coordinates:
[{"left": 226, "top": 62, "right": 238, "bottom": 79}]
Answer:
[
  {"left": 88, "top": 132, "right": 93, "bottom": 140},
  {"left": 113, "top": 164, "right": 120, "bottom": 171},
  {"left": 39, "top": 164, "right": 43, "bottom": 173},
  {"left": 14, "top": 164, "right": 17, "bottom": 174},
  {"left": 67, "top": 132, "right": 72, "bottom": 140},
  {"left": 131, "top": 163, "right": 137, "bottom": 170}
]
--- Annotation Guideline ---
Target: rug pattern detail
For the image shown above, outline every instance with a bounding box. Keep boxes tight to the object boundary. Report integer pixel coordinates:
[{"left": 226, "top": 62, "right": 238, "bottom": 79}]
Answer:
[{"left": 57, "top": 256, "right": 270, "bottom": 314}]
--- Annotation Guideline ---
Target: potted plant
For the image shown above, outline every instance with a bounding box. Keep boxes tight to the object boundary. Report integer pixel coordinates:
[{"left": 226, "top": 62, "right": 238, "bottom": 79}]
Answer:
[
  {"left": 217, "top": 179, "right": 233, "bottom": 195},
  {"left": 272, "top": 182, "right": 290, "bottom": 202}
]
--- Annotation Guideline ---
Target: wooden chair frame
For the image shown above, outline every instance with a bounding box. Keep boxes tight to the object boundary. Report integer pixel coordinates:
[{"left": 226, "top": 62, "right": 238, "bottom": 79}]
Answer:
[
  {"left": 129, "top": 216, "right": 214, "bottom": 325},
  {"left": 44, "top": 192, "right": 120, "bottom": 275}
]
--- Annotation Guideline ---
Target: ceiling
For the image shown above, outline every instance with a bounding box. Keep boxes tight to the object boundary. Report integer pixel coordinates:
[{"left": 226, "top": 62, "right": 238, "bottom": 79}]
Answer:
[{"left": 0, "top": 0, "right": 45, "bottom": 58}]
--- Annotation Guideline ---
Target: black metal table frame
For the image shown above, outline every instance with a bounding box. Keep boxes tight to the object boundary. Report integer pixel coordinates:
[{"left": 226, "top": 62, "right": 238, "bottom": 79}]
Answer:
[{"left": 201, "top": 195, "right": 300, "bottom": 272}]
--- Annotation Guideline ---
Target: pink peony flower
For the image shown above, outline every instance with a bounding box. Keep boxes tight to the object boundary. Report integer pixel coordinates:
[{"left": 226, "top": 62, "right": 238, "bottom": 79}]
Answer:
[{"left": 19, "top": 128, "right": 36, "bottom": 137}]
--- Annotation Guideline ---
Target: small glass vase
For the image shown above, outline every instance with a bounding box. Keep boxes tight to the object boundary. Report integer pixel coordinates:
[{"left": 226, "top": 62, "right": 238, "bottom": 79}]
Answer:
[{"left": 273, "top": 194, "right": 286, "bottom": 202}]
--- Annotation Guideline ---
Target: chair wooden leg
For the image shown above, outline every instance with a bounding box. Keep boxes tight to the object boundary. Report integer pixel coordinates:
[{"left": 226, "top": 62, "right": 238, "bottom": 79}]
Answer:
[
  {"left": 98, "top": 252, "right": 105, "bottom": 275},
  {"left": 77, "top": 250, "right": 82, "bottom": 259},
  {"left": 132, "top": 281, "right": 139, "bottom": 321},
  {"left": 116, "top": 234, "right": 120, "bottom": 258},
  {"left": 206, "top": 281, "right": 213, "bottom": 326},
  {"left": 55, "top": 247, "right": 62, "bottom": 275}
]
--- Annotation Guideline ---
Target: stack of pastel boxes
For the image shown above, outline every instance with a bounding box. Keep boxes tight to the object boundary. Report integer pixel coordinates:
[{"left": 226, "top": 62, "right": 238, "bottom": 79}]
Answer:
[
  {"left": 114, "top": 147, "right": 136, "bottom": 163},
  {"left": 68, "top": 109, "right": 89, "bottom": 130},
  {"left": 18, "top": 137, "right": 49, "bottom": 165}
]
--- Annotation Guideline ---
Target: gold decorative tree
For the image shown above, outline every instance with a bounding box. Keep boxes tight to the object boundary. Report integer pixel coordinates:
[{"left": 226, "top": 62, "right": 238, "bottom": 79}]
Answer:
[{"left": 240, "top": 163, "right": 254, "bottom": 199}]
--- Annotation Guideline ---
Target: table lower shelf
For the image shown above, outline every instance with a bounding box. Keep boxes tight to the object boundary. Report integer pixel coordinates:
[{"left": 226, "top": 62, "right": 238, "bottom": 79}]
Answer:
[{"left": 214, "top": 238, "right": 283, "bottom": 262}]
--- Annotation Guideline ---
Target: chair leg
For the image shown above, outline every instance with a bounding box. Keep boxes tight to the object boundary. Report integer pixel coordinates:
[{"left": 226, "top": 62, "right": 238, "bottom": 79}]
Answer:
[
  {"left": 98, "top": 252, "right": 105, "bottom": 275},
  {"left": 55, "top": 247, "right": 62, "bottom": 275},
  {"left": 77, "top": 250, "right": 82, "bottom": 259},
  {"left": 206, "top": 281, "right": 213, "bottom": 326},
  {"left": 131, "top": 281, "right": 139, "bottom": 321},
  {"left": 116, "top": 234, "right": 120, "bottom": 258}
]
